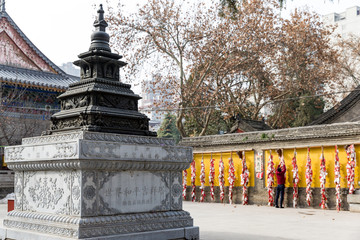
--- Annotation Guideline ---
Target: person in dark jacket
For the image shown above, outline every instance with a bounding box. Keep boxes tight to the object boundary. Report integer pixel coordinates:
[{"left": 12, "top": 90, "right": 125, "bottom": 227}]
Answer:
[{"left": 275, "top": 162, "right": 286, "bottom": 208}]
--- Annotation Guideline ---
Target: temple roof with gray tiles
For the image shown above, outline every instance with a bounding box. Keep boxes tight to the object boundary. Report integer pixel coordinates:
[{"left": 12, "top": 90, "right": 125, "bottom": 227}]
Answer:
[
  {"left": 0, "top": 64, "right": 79, "bottom": 90},
  {"left": 181, "top": 121, "right": 360, "bottom": 148},
  {"left": 310, "top": 86, "right": 360, "bottom": 125}
]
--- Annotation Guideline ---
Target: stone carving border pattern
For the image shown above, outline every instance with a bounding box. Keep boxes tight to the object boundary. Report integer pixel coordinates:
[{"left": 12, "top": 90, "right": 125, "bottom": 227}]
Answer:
[
  {"left": 80, "top": 219, "right": 193, "bottom": 238},
  {"left": 14, "top": 172, "right": 23, "bottom": 210},
  {"left": 80, "top": 141, "right": 190, "bottom": 162},
  {"left": 82, "top": 171, "right": 97, "bottom": 216},
  {"left": 56, "top": 171, "right": 72, "bottom": 215},
  {"left": 7, "top": 161, "right": 190, "bottom": 171},
  {"left": 4, "top": 218, "right": 192, "bottom": 239},
  {"left": 170, "top": 171, "right": 183, "bottom": 210},
  {"left": 3, "top": 220, "right": 78, "bottom": 238},
  {"left": 22, "top": 171, "right": 36, "bottom": 211},
  {"left": 83, "top": 132, "right": 175, "bottom": 146},
  {"left": 6, "top": 210, "right": 192, "bottom": 226},
  {"left": 22, "top": 132, "right": 83, "bottom": 145},
  {"left": 22, "top": 131, "right": 175, "bottom": 146},
  {"left": 53, "top": 143, "right": 78, "bottom": 159},
  {"left": 71, "top": 170, "right": 81, "bottom": 215},
  {"left": 4, "top": 147, "right": 24, "bottom": 161}
]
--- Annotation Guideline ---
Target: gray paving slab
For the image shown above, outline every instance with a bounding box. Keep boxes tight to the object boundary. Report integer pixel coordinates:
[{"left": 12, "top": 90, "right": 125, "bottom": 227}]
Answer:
[
  {"left": 0, "top": 202, "right": 359, "bottom": 240},
  {"left": 183, "top": 201, "right": 360, "bottom": 240}
]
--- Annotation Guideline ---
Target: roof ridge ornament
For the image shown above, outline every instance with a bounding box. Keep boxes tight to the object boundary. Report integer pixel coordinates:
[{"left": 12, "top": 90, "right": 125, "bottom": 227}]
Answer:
[{"left": 1, "top": 0, "right": 5, "bottom": 12}]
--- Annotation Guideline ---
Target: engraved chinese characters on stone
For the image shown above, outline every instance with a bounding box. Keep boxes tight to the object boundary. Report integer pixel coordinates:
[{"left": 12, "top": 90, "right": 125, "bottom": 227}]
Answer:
[{"left": 98, "top": 171, "right": 170, "bottom": 214}]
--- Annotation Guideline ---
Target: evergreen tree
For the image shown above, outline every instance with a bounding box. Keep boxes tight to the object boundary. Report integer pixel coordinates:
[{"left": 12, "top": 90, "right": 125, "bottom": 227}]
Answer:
[
  {"left": 157, "top": 113, "right": 181, "bottom": 143},
  {"left": 269, "top": 93, "right": 325, "bottom": 128}
]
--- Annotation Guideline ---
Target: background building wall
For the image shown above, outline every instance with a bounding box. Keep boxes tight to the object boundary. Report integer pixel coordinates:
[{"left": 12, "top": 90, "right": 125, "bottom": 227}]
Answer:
[
  {"left": 263, "top": 147, "right": 359, "bottom": 189},
  {"left": 181, "top": 122, "right": 360, "bottom": 209},
  {"left": 323, "top": 6, "right": 360, "bottom": 38},
  {"left": 186, "top": 151, "right": 255, "bottom": 187}
]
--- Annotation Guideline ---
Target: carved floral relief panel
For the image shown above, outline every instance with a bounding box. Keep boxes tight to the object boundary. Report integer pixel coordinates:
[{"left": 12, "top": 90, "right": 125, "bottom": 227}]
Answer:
[{"left": 22, "top": 171, "right": 71, "bottom": 214}]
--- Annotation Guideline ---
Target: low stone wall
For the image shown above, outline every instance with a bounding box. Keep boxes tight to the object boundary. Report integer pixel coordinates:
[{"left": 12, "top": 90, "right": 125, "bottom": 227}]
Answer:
[
  {"left": 183, "top": 186, "right": 349, "bottom": 210},
  {"left": 181, "top": 122, "right": 360, "bottom": 210}
]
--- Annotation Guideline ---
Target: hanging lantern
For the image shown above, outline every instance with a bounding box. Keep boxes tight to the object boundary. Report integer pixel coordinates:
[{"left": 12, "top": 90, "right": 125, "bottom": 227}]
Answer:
[
  {"left": 334, "top": 145, "right": 341, "bottom": 211},
  {"left": 292, "top": 149, "right": 299, "bottom": 208},
  {"left": 191, "top": 160, "right": 196, "bottom": 202},
  {"left": 266, "top": 150, "right": 275, "bottom": 206},
  {"left": 228, "top": 152, "right": 236, "bottom": 204},
  {"left": 239, "top": 151, "right": 249, "bottom": 205},
  {"left": 305, "top": 148, "right": 313, "bottom": 206},
  {"left": 182, "top": 169, "right": 187, "bottom": 200},
  {"left": 200, "top": 154, "right": 206, "bottom": 202},
  {"left": 319, "top": 147, "right": 327, "bottom": 209},
  {"left": 218, "top": 153, "right": 225, "bottom": 203},
  {"left": 346, "top": 145, "right": 356, "bottom": 194},
  {"left": 209, "top": 154, "right": 215, "bottom": 201}
]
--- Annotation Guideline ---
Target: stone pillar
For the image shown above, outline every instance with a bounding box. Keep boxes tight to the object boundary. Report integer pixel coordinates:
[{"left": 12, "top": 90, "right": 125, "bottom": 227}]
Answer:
[
  {"left": 3, "top": 131, "right": 198, "bottom": 239},
  {"left": 251, "top": 148, "right": 267, "bottom": 205}
]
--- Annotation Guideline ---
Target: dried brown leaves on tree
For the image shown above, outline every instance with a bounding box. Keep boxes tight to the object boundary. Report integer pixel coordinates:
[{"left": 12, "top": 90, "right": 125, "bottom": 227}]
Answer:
[
  {"left": 107, "top": 0, "right": 341, "bottom": 136},
  {"left": 268, "top": 9, "right": 340, "bottom": 128},
  {"left": 108, "top": 0, "right": 223, "bottom": 136}
]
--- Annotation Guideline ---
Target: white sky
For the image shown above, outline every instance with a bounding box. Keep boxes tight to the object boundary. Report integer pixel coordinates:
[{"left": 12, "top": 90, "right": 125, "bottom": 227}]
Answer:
[{"left": 4, "top": 0, "right": 360, "bottom": 66}]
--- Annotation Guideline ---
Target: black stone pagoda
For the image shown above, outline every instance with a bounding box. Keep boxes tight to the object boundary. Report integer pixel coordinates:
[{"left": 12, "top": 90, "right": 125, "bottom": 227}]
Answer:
[{"left": 49, "top": 5, "right": 155, "bottom": 136}]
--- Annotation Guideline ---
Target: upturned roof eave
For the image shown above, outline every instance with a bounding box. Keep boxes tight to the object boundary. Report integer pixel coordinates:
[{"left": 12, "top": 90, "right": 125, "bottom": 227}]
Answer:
[
  {"left": 310, "top": 86, "right": 360, "bottom": 125},
  {"left": 0, "top": 64, "right": 79, "bottom": 90}
]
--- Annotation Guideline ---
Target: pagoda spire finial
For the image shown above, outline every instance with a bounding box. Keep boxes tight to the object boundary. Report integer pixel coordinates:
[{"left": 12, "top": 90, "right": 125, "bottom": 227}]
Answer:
[
  {"left": 89, "top": 4, "right": 110, "bottom": 52},
  {"left": 94, "top": 4, "right": 107, "bottom": 32},
  {"left": 0, "top": 0, "right": 5, "bottom": 12}
]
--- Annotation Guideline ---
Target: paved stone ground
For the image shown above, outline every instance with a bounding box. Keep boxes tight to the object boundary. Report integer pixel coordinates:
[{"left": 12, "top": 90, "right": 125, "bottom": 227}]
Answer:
[
  {"left": 0, "top": 202, "right": 359, "bottom": 240},
  {"left": 183, "top": 201, "right": 360, "bottom": 240}
]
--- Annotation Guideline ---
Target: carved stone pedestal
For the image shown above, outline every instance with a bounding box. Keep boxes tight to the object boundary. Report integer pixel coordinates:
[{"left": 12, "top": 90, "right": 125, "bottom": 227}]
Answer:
[{"left": 2, "top": 131, "right": 199, "bottom": 239}]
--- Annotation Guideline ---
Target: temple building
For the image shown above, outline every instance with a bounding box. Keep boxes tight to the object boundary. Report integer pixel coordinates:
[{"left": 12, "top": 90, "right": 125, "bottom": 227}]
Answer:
[
  {"left": 310, "top": 85, "right": 360, "bottom": 125},
  {"left": 230, "top": 115, "right": 271, "bottom": 133},
  {"left": 0, "top": 2, "right": 78, "bottom": 148}
]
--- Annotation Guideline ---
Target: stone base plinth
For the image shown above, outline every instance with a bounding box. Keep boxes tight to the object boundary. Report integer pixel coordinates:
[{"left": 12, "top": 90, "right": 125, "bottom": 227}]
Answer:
[
  {"left": 347, "top": 190, "right": 360, "bottom": 212},
  {"left": 3, "top": 226, "right": 199, "bottom": 240},
  {"left": 3, "top": 131, "right": 199, "bottom": 239},
  {"left": 3, "top": 210, "right": 197, "bottom": 239}
]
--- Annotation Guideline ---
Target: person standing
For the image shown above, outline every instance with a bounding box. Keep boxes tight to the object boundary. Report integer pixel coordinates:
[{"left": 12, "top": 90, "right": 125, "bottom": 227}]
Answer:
[{"left": 275, "top": 161, "right": 286, "bottom": 208}]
